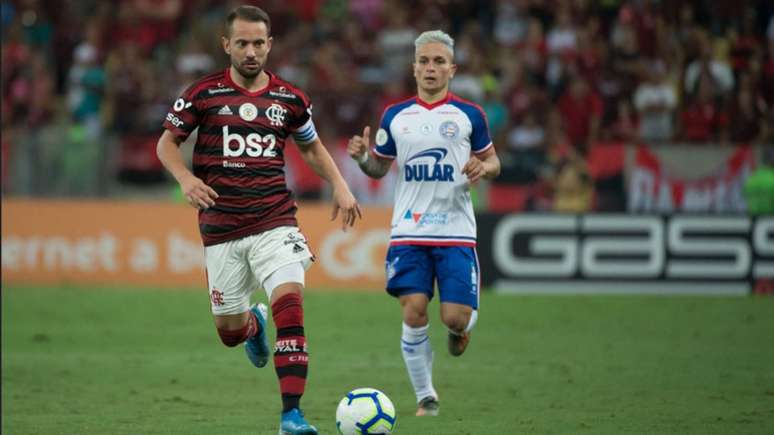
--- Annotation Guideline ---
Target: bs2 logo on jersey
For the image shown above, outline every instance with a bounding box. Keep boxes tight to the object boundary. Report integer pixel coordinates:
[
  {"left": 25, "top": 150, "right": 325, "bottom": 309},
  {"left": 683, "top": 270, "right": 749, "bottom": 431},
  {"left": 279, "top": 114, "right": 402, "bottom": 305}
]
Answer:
[
  {"left": 222, "top": 126, "right": 277, "bottom": 158},
  {"left": 405, "top": 148, "right": 454, "bottom": 182}
]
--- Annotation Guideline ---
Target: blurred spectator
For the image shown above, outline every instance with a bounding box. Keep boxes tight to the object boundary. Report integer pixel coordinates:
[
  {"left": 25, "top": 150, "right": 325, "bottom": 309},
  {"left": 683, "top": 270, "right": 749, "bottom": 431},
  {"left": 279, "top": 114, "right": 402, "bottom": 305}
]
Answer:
[
  {"left": 126, "top": 0, "right": 182, "bottom": 54},
  {"left": 610, "top": 8, "right": 642, "bottom": 99},
  {"left": 309, "top": 39, "right": 357, "bottom": 92},
  {"left": 595, "top": 48, "right": 626, "bottom": 115},
  {"left": 378, "top": 6, "right": 417, "bottom": 77},
  {"left": 758, "top": 40, "right": 774, "bottom": 106},
  {"left": 103, "top": 41, "right": 153, "bottom": 133},
  {"left": 552, "top": 152, "right": 593, "bottom": 213},
  {"left": 633, "top": 61, "right": 677, "bottom": 143},
  {"left": 1, "top": 1, "right": 15, "bottom": 29},
  {"left": 557, "top": 74, "right": 603, "bottom": 152},
  {"left": 3, "top": 22, "right": 30, "bottom": 125},
  {"left": 674, "top": 3, "right": 704, "bottom": 61},
  {"left": 604, "top": 99, "right": 638, "bottom": 143},
  {"left": 493, "top": 0, "right": 530, "bottom": 47},
  {"left": 743, "top": 147, "right": 774, "bottom": 214},
  {"left": 652, "top": 14, "right": 683, "bottom": 71},
  {"left": 727, "top": 79, "right": 768, "bottom": 144},
  {"left": 684, "top": 36, "right": 735, "bottom": 98},
  {"left": 175, "top": 36, "right": 216, "bottom": 78},
  {"left": 480, "top": 79, "right": 509, "bottom": 140},
  {"left": 506, "top": 112, "right": 545, "bottom": 152},
  {"left": 349, "top": 0, "right": 383, "bottom": 32},
  {"left": 339, "top": 20, "right": 382, "bottom": 85},
  {"left": 22, "top": 51, "right": 56, "bottom": 128},
  {"left": 575, "top": 25, "right": 603, "bottom": 85},
  {"left": 679, "top": 76, "right": 729, "bottom": 143},
  {"left": 376, "top": 79, "right": 413, "bottom": 113},
  {"left": 515, "top": 17, "right": 547, "bottom": 80},
  {"left": 449, "top": 51, "right": 486, "bottom": 104},
  {"left": 546, "top": 8, "right": 577, "bottom": 56},
  {"left": 66, "top": 24, "right": 105, "bottom": 139},
  {"left": 4, "top": 49, "right": 59, "bottom": 195},
  {"left": 113, "top": 1, "right": 158, "bottom": 55},
  {"left": 503, "top": 59, "right": 546, "bottom": 124},
  {"left": 498, "top": 95, "right": 548, "bottom": 187},
  {"left": 16, "top": 0, "right": 53, "bottom": 52},
  {"left": 727, "top": 10, "right": 763, "bottom": 75}
]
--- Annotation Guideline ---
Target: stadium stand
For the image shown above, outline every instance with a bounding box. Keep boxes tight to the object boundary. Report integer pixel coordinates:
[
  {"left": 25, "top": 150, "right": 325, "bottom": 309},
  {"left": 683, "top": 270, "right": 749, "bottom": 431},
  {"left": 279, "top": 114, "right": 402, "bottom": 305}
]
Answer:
[{"left": 2, "top": 0, "right": 773, "bottom": 211}]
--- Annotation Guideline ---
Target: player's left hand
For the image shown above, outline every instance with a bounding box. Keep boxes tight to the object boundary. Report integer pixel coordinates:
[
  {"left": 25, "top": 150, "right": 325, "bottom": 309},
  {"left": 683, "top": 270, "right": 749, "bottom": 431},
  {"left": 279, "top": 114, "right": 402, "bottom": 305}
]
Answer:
[
  {"left": 462, "top": 156, "right": 487, "bottom": 185},
  {"left": 331, "top": 186, "right": 363, "bottom": 230}
]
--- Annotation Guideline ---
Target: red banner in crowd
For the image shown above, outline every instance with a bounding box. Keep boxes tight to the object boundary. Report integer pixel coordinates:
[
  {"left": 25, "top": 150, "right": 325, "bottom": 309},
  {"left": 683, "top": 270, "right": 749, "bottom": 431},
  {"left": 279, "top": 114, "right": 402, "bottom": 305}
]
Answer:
[{"left": 629, "top": 145, "right": 755, "bottom": 213}]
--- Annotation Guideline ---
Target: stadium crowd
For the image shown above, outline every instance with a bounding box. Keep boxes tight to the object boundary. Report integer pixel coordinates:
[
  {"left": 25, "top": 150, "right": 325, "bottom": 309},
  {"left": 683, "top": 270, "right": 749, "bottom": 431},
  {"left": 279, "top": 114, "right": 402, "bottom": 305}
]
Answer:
[{"left": 2, "top": 0, "right": 773, "bottom": 211}]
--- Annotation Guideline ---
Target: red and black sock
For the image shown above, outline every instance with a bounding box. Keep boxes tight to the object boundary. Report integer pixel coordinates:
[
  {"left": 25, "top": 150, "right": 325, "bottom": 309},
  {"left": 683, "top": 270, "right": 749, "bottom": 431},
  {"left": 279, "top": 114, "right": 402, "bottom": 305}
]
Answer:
[
  {"left": 216, "top": 311, "right": 258, "bottom": 347},
  {"left": 272, "top": 293, "right": 308, "bottom": 412}
]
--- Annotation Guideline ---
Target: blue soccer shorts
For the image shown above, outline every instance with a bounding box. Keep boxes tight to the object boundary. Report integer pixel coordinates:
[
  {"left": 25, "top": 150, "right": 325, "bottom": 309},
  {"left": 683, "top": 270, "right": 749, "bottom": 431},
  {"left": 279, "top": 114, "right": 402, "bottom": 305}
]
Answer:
[{"left": 384, "top": 245, "right": 479, "bottom": 309}]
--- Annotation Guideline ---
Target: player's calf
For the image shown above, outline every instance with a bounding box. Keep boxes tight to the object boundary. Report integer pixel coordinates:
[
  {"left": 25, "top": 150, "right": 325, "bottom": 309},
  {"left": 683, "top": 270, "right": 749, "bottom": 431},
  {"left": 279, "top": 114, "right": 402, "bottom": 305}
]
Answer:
[{"left": 272, "top": 292, "right": 309, "bottom": 412}]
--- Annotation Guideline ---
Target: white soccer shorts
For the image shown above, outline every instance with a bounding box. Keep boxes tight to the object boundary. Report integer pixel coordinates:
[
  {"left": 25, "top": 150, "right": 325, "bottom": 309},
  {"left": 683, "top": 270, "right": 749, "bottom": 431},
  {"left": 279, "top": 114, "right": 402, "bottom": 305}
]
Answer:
[{"left": 204, "top": 226, "right": 313, "bottom": 315}]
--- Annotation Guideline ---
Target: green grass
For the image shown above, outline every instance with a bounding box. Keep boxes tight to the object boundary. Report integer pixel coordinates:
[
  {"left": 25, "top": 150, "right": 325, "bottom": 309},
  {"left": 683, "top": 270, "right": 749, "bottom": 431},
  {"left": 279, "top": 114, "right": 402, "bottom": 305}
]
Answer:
[{"left": 3, "top": 286, "right": 774, "bottom": 435}]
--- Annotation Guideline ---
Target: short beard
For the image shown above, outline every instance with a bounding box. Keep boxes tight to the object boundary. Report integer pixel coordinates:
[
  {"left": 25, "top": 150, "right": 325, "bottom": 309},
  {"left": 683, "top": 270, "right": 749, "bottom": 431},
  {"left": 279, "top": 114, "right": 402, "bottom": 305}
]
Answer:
[{"left": 232, "top": 60, "right": 261, "bottom": 79}]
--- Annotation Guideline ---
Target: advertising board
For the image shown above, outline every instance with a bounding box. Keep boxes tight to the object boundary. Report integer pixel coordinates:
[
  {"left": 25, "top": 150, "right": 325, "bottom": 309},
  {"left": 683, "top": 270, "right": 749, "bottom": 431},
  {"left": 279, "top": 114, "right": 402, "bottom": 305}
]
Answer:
[
  {"left": 2, "top": 200, "right": 392, "bottom": 291},
  {"left": 477, "top": 214, "right": 774, "bottom": 295}
]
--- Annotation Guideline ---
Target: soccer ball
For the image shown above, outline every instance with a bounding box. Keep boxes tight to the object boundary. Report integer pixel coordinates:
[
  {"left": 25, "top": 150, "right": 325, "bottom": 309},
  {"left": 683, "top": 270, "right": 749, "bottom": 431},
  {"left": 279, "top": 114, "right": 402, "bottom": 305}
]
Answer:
[{"left": 335, "top": 388, "right": 396, "bottom": 434}]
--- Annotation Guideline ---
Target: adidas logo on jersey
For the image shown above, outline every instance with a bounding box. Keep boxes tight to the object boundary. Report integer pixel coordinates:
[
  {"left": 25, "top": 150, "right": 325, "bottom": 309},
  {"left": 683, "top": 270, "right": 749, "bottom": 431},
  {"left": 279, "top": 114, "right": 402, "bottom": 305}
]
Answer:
[{"left": 217, "top": 105, "right": 233, "bottom": 115}]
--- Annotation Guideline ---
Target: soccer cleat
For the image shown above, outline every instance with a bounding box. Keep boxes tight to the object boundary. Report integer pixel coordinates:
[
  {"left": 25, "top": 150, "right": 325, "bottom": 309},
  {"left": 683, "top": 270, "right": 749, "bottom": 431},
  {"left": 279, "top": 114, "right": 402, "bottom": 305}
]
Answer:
[
  {"left": 415, "top": 396, "right": 440, "bottom": 417},
  {"left": 447, "top": 331, "right": 470, "bottom": 357},
  {"left": 245, "top": 303, "right": 270, "bottom": 368},
  {"left": 279, "top": 408, "right": 318, "bottom": 435}
]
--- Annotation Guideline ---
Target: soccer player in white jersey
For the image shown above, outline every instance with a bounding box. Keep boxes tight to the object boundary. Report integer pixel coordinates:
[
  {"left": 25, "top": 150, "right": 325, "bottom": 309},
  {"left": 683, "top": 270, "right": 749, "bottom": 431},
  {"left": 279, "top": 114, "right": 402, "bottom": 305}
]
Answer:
[{"left": 347, "top": 30, "right": 501, "bottom": 417}]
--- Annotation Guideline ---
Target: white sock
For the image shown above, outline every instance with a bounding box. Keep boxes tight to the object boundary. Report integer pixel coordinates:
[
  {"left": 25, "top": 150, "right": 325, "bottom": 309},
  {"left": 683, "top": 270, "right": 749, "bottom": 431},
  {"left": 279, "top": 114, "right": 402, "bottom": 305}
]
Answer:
[
  {"left": 401, "top": 322, "right": 437, "bottom": 403},
  {"left": 465, "top": 309, "right": 478, "bottom": 333}
]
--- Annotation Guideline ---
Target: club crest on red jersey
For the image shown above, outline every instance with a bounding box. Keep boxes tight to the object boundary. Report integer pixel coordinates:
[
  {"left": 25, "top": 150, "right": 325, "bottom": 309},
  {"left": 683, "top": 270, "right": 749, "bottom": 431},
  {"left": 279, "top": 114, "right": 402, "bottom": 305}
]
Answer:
[{"left": 266, "top": 103, "right": 287, "bottom": 127}]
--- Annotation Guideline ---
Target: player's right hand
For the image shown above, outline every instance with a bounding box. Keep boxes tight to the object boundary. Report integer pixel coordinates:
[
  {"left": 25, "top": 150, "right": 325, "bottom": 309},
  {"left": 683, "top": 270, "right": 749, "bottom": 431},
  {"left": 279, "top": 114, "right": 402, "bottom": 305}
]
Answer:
[
  {"left": 347, "top": 126, "right": 370, "bottom": 162},
  {"left": 179, "top": 173, "right": 218, "bottom": 210}
]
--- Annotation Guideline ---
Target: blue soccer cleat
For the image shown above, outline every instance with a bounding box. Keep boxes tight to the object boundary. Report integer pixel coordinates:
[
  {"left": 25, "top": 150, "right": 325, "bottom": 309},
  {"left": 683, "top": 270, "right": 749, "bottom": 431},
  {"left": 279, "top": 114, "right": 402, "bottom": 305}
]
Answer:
[
  {"left": 279, "top": 408, "right": 318, "bottom": 435},
  {"left": 245, "top": 303, "right": 270, "bottom": 368}
]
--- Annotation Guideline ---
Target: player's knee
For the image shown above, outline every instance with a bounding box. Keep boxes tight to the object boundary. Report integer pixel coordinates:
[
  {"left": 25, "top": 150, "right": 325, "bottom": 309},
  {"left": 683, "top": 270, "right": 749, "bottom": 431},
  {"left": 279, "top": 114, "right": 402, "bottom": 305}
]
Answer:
[{"left": 403, "top": 310, "right": 428, "bottom": 328}]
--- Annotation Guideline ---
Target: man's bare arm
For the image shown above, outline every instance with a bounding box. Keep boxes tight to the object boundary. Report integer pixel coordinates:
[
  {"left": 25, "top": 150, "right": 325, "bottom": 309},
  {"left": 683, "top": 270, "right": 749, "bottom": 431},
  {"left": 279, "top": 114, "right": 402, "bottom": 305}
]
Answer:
[
  {"left": 462, "top": 146, "right": 500, "bottom": 184},
  {"left": 156, "top": 129, "right": 218, "bottom": 209},
  {"left": 296, "top": 137, "right": 362, "bottom": 229},
  {"left": 347, "top": 126, "right": 393, "bottom": 179}
]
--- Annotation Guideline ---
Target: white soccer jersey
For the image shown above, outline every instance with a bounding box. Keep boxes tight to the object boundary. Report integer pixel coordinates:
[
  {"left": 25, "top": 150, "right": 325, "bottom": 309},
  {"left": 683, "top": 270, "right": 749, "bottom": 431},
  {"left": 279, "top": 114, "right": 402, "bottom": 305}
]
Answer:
[{"left": 373, "top": 93, "right": 493, "bottom": 247}]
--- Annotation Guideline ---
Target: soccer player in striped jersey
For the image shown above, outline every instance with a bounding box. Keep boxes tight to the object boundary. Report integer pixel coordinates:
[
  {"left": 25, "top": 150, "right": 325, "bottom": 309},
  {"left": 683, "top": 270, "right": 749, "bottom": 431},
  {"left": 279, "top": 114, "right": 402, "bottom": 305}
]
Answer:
[
  {"left": 347, "top": 30, "right": 501, "bottom": 417},
  {"left": 156, "top": 6, "right": 361, "bottom": 434}
]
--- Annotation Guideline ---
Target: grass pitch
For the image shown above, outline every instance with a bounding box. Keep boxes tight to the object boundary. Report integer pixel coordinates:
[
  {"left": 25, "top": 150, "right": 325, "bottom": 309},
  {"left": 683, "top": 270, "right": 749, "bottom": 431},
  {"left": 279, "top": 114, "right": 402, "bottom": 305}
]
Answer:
[{"left": 2, "top": 286, "right": 774, "bottom": 434}]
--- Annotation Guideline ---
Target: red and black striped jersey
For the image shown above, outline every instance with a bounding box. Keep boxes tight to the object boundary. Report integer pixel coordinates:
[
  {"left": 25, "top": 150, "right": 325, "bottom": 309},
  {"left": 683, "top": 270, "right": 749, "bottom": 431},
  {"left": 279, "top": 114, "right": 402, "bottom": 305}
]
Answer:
[{"left": 162, "top": 68, "right": 318, "bottom": 246}]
